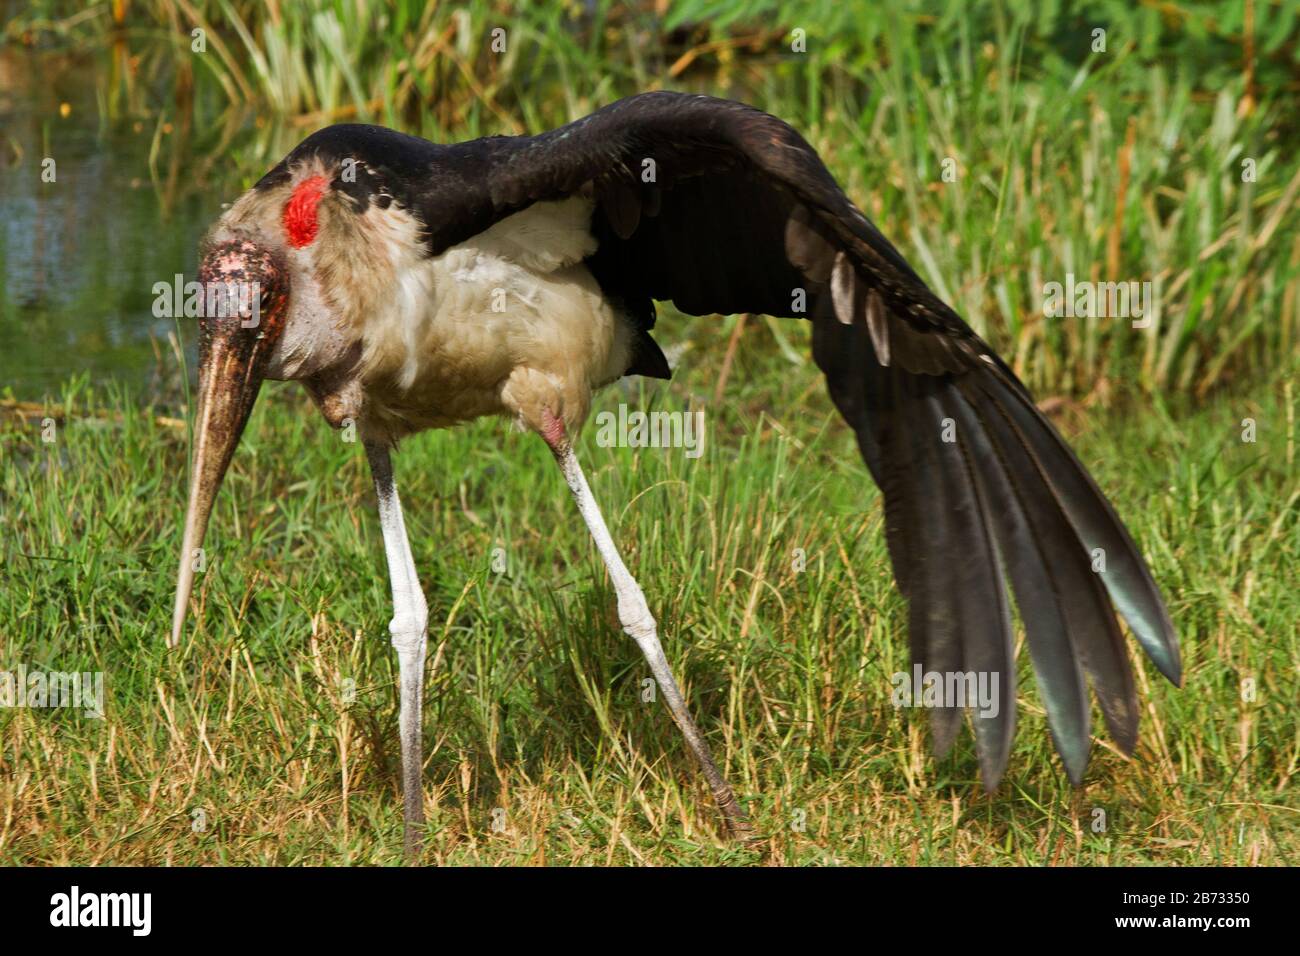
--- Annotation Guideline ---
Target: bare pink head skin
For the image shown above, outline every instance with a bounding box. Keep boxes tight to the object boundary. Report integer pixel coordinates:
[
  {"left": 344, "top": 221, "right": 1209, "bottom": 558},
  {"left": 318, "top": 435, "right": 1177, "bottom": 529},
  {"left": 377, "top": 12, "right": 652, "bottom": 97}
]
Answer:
[
  {"left": 170, "top": 163, "right": 406, "bottom": 647},
  {"left": 169, "top": 239, "right": 289, "bottom": 647}
]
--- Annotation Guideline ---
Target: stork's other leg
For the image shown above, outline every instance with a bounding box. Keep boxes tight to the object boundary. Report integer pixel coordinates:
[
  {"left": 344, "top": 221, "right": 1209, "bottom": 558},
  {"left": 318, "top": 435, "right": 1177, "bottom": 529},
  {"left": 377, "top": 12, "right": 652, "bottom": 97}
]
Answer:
[
  {"left": 538, "top": 416, "right": 752, "bottom": 839},
  {"left": 364, "top": 440, "right": 429, "bottom": 859}
]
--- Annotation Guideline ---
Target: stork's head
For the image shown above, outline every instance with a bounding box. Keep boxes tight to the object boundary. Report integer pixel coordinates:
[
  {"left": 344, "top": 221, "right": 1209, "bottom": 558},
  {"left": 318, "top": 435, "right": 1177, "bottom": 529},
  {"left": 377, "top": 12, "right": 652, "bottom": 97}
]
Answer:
[{"left": 170, "top": 142, "right": 408, "bottom": 647}]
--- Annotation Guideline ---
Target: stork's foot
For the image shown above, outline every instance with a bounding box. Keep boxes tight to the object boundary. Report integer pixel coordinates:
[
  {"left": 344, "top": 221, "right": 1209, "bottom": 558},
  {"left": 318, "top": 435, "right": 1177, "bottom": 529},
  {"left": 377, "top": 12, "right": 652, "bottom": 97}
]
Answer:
[{"left": 617, "top": 585, "right": 754, "bottom": 841}]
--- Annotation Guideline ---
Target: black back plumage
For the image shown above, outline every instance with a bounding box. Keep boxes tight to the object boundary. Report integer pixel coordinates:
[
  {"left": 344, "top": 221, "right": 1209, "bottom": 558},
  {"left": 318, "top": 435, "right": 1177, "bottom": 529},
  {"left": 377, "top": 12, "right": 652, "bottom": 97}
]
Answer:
[{"left": 273, "top": 93, "right": 1182, "bottom": 786}]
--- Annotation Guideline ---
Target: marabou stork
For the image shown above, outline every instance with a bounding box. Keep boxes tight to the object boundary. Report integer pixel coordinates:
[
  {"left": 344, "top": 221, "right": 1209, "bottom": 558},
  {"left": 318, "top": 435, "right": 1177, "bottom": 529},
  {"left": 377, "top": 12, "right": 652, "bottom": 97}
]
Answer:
[{"left": 170, "top": 92, "right": 1181, "bottom": 854}]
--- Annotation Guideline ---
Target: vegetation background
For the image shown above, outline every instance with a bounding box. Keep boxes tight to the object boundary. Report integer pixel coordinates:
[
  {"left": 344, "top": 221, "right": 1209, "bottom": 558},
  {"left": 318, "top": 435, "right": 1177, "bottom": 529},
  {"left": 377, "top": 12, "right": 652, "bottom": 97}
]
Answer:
[{"left": 0, "top": 0, "right": 1295, "bottom": 864}]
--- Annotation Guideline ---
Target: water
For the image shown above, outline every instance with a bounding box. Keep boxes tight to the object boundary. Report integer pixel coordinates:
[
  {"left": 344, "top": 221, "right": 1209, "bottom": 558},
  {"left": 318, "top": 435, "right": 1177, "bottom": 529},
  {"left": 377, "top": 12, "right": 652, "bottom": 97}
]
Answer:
[{"left": 0, "top": 39, "right": 245, "bottom": 401}]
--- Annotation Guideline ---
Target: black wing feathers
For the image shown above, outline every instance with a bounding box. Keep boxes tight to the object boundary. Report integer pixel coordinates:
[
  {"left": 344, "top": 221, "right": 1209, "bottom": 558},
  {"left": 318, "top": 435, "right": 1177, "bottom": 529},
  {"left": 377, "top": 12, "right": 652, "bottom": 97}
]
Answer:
[{"left": 480, "top": 92, "right": 1179, "bottom": 786}]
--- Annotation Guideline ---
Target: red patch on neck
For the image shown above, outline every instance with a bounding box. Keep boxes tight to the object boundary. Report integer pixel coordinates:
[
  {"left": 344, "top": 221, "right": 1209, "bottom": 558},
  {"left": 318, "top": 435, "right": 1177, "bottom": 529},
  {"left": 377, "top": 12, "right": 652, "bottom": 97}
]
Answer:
[{"left": 283, "top": 175, "right": 328, "bottom": 248}]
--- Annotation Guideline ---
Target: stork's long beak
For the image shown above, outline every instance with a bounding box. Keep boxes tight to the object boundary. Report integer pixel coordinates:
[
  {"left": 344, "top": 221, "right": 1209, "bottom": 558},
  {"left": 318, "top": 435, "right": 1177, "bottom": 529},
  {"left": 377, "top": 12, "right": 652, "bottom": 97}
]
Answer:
[{"left": 170, "top": 238, "right": 288, "bottom": 648}]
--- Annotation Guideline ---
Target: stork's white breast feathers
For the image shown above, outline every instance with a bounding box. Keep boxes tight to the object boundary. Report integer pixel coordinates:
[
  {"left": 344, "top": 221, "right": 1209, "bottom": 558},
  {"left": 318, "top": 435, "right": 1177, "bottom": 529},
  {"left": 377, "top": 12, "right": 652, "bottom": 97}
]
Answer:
[{"left": 358, "top": 196, "right": 633, "bottom": 437}]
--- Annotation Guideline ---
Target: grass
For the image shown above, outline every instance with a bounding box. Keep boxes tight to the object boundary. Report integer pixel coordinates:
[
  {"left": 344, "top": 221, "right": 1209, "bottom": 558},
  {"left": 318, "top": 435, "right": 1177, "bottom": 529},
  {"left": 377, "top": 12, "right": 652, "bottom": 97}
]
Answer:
[{"left": 1, "top": 334, "right": 1296, "bottom": 865}]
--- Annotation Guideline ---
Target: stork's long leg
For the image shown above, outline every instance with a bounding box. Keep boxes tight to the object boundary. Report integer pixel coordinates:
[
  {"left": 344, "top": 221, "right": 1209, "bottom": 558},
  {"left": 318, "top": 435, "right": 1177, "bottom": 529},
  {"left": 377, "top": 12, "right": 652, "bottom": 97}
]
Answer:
[
  {"left": 539, "top": 421, "right": 752, "bottom": 839},
  {"left": 364, "top": 440, "right": 429, "bottom": 859}
]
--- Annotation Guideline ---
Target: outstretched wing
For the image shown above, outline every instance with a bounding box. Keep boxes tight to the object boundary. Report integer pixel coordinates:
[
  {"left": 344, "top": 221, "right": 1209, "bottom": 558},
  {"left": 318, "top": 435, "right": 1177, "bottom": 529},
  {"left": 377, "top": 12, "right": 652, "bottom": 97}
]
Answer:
[{"left": 449, "top": 91, "right": 1183, "bottom": 785}]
